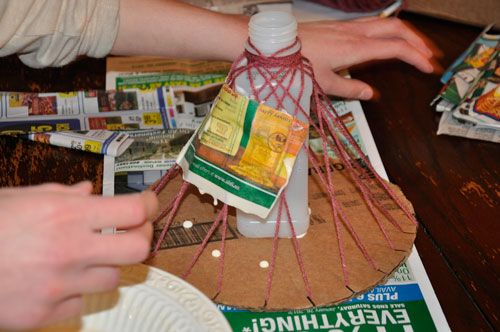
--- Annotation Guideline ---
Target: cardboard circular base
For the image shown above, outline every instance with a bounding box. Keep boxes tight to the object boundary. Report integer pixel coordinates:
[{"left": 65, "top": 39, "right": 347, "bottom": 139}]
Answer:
[{"left": 146, "top": 168, "right": 416, "bottom": 311}]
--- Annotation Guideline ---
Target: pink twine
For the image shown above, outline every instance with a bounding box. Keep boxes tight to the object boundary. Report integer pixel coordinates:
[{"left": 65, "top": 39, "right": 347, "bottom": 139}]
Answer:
[
  {"left": 264, "top": 193, "right": 284, "bottom": 306},
  {"left": 152, "top": 164, "right": 180, "bottom": 195},
  {"left": 182, "top": 204, "right": 229, "bottom": 280},
  {"left": 150, "top": 35, "right": 418, "bottom": 301},
  {"left": 151, "top": 180, "right": 189, "bottom": 255},
  {"left": 283, "top": 194, "right": 313, "bottom": 299},
  {"left": 215, "top": 205, "right": 229, "bottom": 297},
  {"left": 306, "top": 145, "right": 351, "bottom": 284}
]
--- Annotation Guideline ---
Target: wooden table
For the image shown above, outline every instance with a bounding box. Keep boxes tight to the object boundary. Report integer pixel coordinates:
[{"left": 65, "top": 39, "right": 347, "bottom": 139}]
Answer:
[
  {"left": 351, "top": 13, "right": 499, "bottom": 332},
  {"left": 0, "top": 12, "right": 497, "bottom": 332}
]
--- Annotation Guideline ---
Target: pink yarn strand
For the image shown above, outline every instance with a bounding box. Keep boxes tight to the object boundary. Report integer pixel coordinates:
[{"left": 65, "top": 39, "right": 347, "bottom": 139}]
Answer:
[
  {"left": 150, "top": 34, "right": 417, "bottom": 299},
  {"left": 318, "top": 115, "right": 396, "bottom": 248},
  {"left": 182, "top": 204, "right": 228, "bottom": 280},
  {"left": 152, "top": 164, "right": 180, "bottom": 195},
  {"left": 317, "top": 115, "right": 377, "bottom": 270},
  {"left": 264, "top": 193, "right": 284, "bottom": 307},
  {"left": 283, "top": 194, "right": 313, "bottom": 299},
  {"left": 215, "top": 205, "right": 229, "bottom": 296},
  {"left": 306, "top": 145, "right": 349, "bottom": 285},
  {"left": 151, "top": 181, "right": 189, "bottom": 255},
  {"left": 317, "top": 93, "right": 417, "bottom": 225}
]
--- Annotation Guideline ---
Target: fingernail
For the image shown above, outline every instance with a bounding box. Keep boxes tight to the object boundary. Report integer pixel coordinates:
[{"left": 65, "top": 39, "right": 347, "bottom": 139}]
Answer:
[{"left": 359, "top": 89, "right": 373, "bottom": 100}]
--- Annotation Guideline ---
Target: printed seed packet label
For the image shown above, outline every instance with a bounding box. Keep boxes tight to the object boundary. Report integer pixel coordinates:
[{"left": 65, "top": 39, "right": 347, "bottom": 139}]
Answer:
[
  {"left": 199, "top": 84, "right": 248, "bottom": 156},
  {"left": 177, "top": 84, "right": 309, "bottom": 218}
]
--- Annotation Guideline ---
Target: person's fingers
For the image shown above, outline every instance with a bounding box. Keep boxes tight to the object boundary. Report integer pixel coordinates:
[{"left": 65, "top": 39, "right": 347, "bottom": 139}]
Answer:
[
  {"left": 84, "top": 191, "right": 159, "bottom": 230},
  {"left": 88, "top": 221, "right": 153, "bottom": 265},
  {"left": 351, "top": 15, "right": 381, "bottom": 23},
  {"left": 316, "top": 69, "right": 373, "bottom": 99},
  {"left": 68, "top": 266, "right": 121, "bottom": 295},
  {"left": 351, "top": 37, "right": 434, "bottom": 73},
  {"left": 0, "top": 182, "right": 93, "bottom": 196},
  {"left": 42, "top": 295, "right": 83, "bottom": 327},
  {"left": 69, "top": 181, "right": 94, "bottom": 195},
  {"left": 345, "top": 18, "right": 434, "bottom": 58}
]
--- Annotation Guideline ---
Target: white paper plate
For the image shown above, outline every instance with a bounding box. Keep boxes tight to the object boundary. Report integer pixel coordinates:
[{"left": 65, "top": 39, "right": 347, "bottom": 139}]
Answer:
[{"left": 39, "top": 264, "right": 231, "bottom": 332}]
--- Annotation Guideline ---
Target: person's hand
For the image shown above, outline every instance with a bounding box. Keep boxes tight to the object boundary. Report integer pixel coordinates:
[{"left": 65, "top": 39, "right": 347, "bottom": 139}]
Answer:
[
  {"left": 299, "top": 17, "right": 438, "bottom": 99},
  {"left": 114, "top": 1, "right": 439, "bottom": 100},
  {"left": 0, "top": 182, "right": 158, "bottom": 330}
]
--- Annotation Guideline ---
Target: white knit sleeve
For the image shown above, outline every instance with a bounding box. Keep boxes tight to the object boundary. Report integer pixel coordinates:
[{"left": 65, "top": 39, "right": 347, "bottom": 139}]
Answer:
[{"left": 0, "top": 0, "right": 120, "bottom": 68}]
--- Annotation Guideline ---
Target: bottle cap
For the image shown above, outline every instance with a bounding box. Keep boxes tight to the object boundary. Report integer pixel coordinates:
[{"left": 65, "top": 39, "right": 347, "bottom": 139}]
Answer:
[{"left": 248, "top": 11, "right": 297, "bottom": 55}]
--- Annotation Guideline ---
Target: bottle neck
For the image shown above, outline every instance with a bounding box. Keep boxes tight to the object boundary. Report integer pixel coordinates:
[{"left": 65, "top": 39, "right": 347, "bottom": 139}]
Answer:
[{"left": 247, "top": 11, "right": 298, "bottom": 57}]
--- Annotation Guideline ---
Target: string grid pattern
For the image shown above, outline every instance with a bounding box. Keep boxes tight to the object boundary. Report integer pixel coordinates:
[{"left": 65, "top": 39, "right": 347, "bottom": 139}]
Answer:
[{"left": 150, "top": 39, "right": 417, "bottom": 306}]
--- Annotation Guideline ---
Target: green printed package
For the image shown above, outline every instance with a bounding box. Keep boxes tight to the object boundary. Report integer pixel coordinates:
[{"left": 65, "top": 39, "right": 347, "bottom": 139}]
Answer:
[{"left": 177, "top": 84, "right": 309, "bottom": 218}]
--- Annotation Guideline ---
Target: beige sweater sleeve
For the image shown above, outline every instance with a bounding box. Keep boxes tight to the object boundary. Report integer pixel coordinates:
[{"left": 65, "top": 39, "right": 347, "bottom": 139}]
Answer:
[{"left": 0, "top": 0, "right": 120, "bottom": 68}]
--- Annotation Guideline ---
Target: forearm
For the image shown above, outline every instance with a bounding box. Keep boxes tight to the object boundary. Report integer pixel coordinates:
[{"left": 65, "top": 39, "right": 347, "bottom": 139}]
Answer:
[
  {"left": 112, "top": 0, "right": 248, "bottom": 61},
  {"left": 0, "top": 0, "right": 119, "bottom": 68}
]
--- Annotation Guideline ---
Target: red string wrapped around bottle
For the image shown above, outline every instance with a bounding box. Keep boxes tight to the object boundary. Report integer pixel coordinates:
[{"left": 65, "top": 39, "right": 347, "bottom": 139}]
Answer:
[{"left": 149, "top": 11, "right": 417, "bottom": 309}]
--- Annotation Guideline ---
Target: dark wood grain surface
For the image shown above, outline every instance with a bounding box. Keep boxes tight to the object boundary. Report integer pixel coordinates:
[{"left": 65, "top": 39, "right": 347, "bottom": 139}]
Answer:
[
  {"left": 0, "top": 12, "right": 497, "bottom": 332},
  {"left": 0, "top": 57, "right": 106, "bottom": 192},
  {"left": 353, "top": 13, "right": 499, "bottom": 332}
]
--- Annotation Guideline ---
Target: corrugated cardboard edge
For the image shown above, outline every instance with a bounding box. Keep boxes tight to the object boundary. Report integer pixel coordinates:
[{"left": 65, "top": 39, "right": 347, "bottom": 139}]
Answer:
[{"left": 146, "top": 166, "right": 417, "bottom": 311}]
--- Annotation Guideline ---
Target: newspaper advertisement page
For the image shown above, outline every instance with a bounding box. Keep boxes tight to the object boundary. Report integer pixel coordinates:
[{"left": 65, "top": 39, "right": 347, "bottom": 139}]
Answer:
[
  {"left": 102, "top": 99, "right": 450, "bottom": 331},
  {"left": 106, "top": 57, "right": 231, "bottom": 92},
  {"left": 0, "top": 89, "right": 172, "bottom": 132},
  {"left": 432, "top": 25, "right": 499, "bottom": 142},
  {"left": 437, "top": 111, "right": 500, "bottom": 143},
  {"left": 112, "top": 129, "right": 193, "bottom": 196},
  {"left": 106, "top": 58, "right": 229, "bottom": 130},
  {"left": 28, "top": 130, "right": 133, "bottom": 157},
  {"left": 0, "top": 88, "right": 184, "bottom": 155}
]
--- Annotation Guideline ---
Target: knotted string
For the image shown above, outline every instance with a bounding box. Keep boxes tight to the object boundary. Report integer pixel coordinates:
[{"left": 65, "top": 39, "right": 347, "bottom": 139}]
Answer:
[
  {"left": 150, "top": 36, "right": 417, "bottom": 304},
  {"left": 227, "top": 37, "right": 416, "bottom": 291}
]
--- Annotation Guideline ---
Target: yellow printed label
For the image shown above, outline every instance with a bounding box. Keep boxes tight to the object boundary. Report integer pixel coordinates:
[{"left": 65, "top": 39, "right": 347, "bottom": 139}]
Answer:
[
  {"left": 192, "top": 84, "right": 308, "bottom": 192},
  {"left": 167, "top": 94, "right": 174, "bottom": 107},
  {"left": 58, "top": 92, "right": 77, "bottom": 98},
  {"left": 84, "top": 140, "right": 102, "bottom": 154},
  {"left": 199, "top": 84, "right": 248, "bottom": 156},
  {"left": 8, "top": 94, "right": 23, "bottom": 107},
  {"left": 229, "top": 103, "right": 308, "bottom": 189},
  {"left": 105, "top": 123, "right": 125, "bottom": 130},
  {"left": 56, "top": 123, "right": 71, "bottom": 131},
  {"left": 30, "top": 124, "right": 54, "bottom": 132},
  {"left": 143, "top": 112, "right": 162, "bottom": 126},
  {"left": 139, "top": 87, "right": 157, "bottom": 92}
]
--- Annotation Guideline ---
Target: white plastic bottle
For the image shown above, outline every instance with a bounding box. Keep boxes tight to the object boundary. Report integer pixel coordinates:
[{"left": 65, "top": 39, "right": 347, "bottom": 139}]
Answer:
[{"left": 235, "top": 11, "right": 312, "bottom": 238}]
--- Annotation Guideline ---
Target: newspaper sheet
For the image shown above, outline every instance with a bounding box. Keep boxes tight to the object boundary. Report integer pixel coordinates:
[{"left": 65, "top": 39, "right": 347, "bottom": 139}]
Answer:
[
  {"left": 0, "top": 87, "right": 204, "bottom": 154},
  {"left": 437, "top": 111, "right": 500, "bottom": 143},
  {"left": 106, "top": 58, "right": 228, "bottom": 130},
  {"left": 102, "top": 99, "right": 450, "bottom": 331},
  {"left": 432, "top": 25, "right": 499, "bottom": 142},
  {"left": 27, "top": 130, "right": 133, "bottom": 157},
  {"left": 0, "top": 89, "right": 176, "bottom": 132}
]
